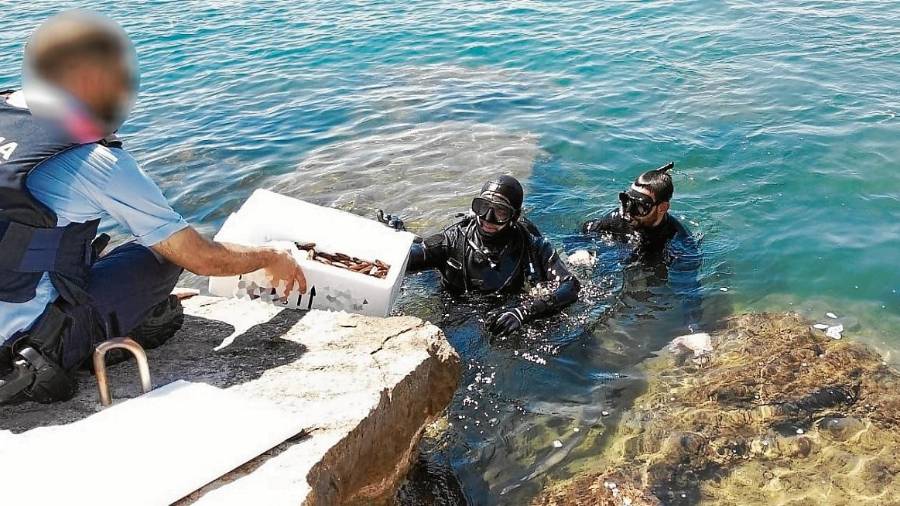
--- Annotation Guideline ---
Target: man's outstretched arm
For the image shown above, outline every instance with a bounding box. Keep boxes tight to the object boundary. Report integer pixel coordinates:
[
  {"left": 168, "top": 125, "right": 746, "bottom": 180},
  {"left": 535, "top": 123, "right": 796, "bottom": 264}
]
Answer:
[
  {"left": 407, "top": 231, "right": 452, "bottom": 273},
  {"left": 152, "top": 227, "right": 307, "bottom": 295}
]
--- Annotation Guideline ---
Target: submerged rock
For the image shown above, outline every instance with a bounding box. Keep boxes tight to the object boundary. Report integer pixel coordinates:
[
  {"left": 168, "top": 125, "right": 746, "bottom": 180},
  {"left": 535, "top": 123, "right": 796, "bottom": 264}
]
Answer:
[
  {"left": 818, "top": 416, "right": 866, "bottom": 442},
  {"left": 825, "top": 324, "right": 844, "bottom": 340},
  {"left": 670, "top": 332, "right": 712, "bottom": 357},
  {"left": 533, "top": 312, "right": 900, "bottom": 505},
  {"left": 536, "top": 471, "right": 662, "bottom": 506}
]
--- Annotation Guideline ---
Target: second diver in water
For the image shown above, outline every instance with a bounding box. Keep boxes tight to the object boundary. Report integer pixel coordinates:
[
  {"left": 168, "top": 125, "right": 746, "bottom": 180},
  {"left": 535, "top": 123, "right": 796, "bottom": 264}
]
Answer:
[
  {"left": 398, "top": 175, "right": 581, "bottom": 337},
  {"left": 581, "top": 162, "right": 704, "bottom": 334}
]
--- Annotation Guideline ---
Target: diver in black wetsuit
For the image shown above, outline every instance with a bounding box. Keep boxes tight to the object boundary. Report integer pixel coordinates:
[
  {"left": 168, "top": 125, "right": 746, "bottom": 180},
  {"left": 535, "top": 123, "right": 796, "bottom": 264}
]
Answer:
[
  {"left": 581, "top": 162, "right": 703, "bottom": 332},
  {"left": 404, "top": 176, "right": 581, "bottom": 337}
]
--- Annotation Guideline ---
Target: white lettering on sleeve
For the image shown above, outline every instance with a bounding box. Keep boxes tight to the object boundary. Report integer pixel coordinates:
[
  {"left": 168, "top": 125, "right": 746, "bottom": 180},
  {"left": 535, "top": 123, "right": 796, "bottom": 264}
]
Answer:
[{"left": 0, "top": 141, "right": 18, "bottom": 161}]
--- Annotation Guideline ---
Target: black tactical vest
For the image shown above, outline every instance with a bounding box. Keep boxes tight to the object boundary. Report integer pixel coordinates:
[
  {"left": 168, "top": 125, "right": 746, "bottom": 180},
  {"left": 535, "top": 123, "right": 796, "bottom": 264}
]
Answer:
[{"left": 0, "top": 91, "right": 114, "bottom": 305}]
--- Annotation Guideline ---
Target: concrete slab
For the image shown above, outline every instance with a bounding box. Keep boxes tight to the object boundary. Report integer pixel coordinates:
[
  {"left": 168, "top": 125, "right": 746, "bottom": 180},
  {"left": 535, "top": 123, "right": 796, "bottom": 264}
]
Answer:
[
  {"left": 0, "top": 296, "right": 461, "bottom": 505},
  {"left": 0, "top": 380, "right": 305, "bottom": 506}
]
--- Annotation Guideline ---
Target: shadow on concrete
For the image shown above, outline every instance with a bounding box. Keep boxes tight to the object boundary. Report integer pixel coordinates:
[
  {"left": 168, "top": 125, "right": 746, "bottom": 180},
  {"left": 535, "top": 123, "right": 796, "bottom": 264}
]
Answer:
[{"left": 0, "top": 309, "right": 308, "bottom": 433}]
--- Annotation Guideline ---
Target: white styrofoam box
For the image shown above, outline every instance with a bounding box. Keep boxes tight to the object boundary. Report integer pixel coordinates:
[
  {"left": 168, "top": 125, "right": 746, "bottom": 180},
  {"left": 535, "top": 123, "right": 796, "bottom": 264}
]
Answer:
[{"left": 209, "top": 189, "right": 414, "bottom": 317}]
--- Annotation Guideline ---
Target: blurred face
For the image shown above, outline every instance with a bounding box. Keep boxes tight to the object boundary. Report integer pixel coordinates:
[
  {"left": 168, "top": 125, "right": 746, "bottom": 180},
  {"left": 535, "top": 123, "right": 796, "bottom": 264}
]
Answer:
[
  {"left": 62, "top": 55, "right": 136, "bottom": 131},
  {"left": 23, "top": 10, "right": 138, "bottom": 137}
]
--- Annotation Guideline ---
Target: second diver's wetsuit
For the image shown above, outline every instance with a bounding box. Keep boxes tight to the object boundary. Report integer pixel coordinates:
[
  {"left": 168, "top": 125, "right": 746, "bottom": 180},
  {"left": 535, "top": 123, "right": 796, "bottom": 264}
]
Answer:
[
  {"left": 582, "top": 209, "right": 693, "bottom": 260},
  {"left": 408, "top": 216, "right": 580, "bottom": 322},
  {"left": 582, "top": 209, "right": 702, "bottom": 330}
]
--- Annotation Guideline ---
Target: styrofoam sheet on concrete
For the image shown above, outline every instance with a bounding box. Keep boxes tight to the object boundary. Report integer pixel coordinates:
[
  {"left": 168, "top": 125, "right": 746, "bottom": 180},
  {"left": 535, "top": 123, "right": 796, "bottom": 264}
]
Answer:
[{"left": 0, "top": 380, "right": 305, "bottom": 506}]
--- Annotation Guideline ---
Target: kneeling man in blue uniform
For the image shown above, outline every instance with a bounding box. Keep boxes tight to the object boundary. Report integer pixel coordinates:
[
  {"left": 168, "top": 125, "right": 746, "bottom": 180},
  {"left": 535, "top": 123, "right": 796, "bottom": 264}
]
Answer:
[{"left": 0, "top": 11, "right": 307, "bottom": 404}]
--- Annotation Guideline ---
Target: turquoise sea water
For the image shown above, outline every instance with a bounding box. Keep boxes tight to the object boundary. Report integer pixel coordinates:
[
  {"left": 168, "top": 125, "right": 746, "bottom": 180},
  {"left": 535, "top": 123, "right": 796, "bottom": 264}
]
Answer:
[{"left": 3, "top": 1, "right": 899, "bottom": 503}]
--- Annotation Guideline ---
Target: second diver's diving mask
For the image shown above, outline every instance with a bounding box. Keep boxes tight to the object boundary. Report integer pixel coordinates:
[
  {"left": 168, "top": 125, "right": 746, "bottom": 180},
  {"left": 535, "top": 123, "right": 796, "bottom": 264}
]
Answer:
[{"left": 619, "top": 187, "right": 658, "bottom": 218}]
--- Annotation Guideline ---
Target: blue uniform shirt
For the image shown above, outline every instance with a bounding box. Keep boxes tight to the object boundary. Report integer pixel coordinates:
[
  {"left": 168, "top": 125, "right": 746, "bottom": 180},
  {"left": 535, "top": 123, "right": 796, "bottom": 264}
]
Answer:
[{"left": 0, "top": 117, "right": 188, "bottom": 344}]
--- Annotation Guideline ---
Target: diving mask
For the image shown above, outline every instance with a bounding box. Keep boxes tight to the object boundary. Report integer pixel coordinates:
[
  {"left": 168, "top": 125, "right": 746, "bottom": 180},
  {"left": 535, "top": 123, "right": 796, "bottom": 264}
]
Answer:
[
  {"left": 619, "top": 187, "right": 658, "bottom": 218},
  {"left": 472, "top": 195, "right": 516, "bottom": 224}
]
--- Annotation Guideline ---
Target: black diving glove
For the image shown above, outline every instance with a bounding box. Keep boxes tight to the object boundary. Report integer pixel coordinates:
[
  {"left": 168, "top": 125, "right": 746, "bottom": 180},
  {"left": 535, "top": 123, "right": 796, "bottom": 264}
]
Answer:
[
  {"left": 487, "top": 307, "right": 526, "bottom": 337},
  {"left": 486, "top": 298, "right": 554, "bottom": 338},
  {"left": 375, "top": 209, "right": 406, "bottom": 231}
]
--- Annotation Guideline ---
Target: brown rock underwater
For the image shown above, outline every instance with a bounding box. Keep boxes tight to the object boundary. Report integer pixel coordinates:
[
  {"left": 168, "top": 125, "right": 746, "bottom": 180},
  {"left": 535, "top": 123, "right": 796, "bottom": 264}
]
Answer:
[{"left": 535, "top": 312, "right": 900, "bottom": 506}]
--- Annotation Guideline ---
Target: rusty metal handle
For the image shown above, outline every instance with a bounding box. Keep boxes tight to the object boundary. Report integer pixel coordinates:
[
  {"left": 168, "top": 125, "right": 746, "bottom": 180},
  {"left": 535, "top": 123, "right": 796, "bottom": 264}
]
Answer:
[{"left": 92, "top": 337, "right": 152, "bottom": 407}]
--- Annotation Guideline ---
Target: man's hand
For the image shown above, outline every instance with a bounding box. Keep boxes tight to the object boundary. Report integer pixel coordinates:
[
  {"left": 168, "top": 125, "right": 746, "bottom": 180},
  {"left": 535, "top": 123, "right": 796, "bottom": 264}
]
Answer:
[
  {"left": 264, "top": 249, "right": 307, "bottom": 296},
  {"left": 153, "top": 227, "right": 307, "bottom": 295},
  {"left": 486, "top": 308, "right": 525, "bottom": 337}
]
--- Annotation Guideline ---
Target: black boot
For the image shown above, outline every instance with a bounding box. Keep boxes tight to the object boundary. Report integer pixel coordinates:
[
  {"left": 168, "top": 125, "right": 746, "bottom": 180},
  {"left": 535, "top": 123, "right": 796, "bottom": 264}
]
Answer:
[
  {"left": 131, "top": 294, "right": 184, "bottom": 350},
  {"left": 0, "top": 347, "right": 76, "bottom": 405},
  {"left": 98, "top": 295, "right": 184, "bottom": 368},
  {"left": 0, "top": 354, "right": 36, "bottom": 405}
]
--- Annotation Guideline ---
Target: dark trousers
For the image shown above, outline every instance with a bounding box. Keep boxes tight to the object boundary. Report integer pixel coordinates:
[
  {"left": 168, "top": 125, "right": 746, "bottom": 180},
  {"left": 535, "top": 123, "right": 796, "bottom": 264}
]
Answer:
[{"left": 58, "top": 242, "right": 182, "bottom": 369}]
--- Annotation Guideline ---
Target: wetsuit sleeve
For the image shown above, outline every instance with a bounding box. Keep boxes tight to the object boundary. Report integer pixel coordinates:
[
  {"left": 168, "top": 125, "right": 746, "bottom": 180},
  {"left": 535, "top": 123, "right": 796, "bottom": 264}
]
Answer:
[
  {"left": 667, "top": 224, "right": 703, "bottom": 331},
  {"left": 520, "top": 238, "right": 581, "bottom": 321},
  {"left": 581, "top": 210, "right": 624, "bottom": 235},
  {"left": 407, "top": 230, "right": 450, "bottom": 273}
]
